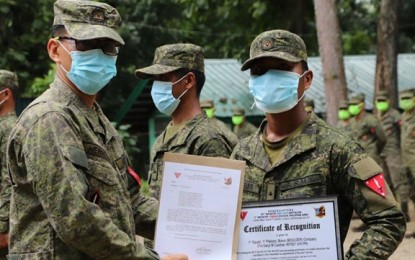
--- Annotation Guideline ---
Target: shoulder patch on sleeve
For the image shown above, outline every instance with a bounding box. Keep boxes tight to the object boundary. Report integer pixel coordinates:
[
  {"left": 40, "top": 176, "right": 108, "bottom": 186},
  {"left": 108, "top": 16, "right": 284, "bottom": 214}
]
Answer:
[
  {"left": 352, "top": 157, "right": 382, "bottom": 180},
  {"left": 353, "top": 157, "right": 397, "bottom": 213}
]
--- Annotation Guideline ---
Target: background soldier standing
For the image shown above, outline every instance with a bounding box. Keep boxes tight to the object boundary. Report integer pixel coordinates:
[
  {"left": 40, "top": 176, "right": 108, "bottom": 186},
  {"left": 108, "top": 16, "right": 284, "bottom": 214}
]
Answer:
[
  {"left": 200, "top": 99, "right": 239, "bottom": 148},
  {"left": 0, "top": 70, "right": 19, "bottom": 259},
  {"left": 232, "top": 107, "right": 257, "bottom": 139},
  {"left": 399, "top": 89, "right": 415, "bottom": 236},
  {"left": 232, "top": 29, "right": 405, "bottom": 259},
  {"left": 337, "top": 99, "right": 351, "bottom": 133},
  {"left": 375, "top": 90, "right": 408, "bottom": 219},
  {"left": 135, "top": 43, "right": 231, "bottom": 199}
]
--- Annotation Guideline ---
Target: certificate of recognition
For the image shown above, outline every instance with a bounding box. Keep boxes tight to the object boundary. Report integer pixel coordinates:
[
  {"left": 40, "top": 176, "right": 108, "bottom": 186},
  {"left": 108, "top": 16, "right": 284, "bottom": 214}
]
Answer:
[
  {"left": 237, "top": 196, "right": 342, "bottom": 260},
  {"left": 154, "top": 152, "right": 245, "bottom": 260}
]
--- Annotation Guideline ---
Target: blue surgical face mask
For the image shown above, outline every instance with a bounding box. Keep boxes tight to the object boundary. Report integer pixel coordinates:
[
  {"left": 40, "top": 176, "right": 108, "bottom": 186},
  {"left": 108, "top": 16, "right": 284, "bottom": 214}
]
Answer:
[
  {"left": 58, "top": 41, "right": 117, "bottom": 95},
  {"left": 151, "top": 74, "right": 189, "bottom": 115},
  {"left": 249, "top": 69, "right": 307, "bottom": 114}
]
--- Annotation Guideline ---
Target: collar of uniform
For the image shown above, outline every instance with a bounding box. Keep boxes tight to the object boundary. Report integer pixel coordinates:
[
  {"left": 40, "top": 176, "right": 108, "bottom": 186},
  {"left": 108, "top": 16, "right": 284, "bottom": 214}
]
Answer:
[
  {"left": 237, "top": 113, "right": 318, "bottom": 171},
  {"left": 0, "top": 111, "right": 16, "bottom": 122},
  {"left": 157, "top": 113, "right": 207, "bottom": 151},
  {"left": 51, "top": 77, "right": 107, "bottom": 138}
]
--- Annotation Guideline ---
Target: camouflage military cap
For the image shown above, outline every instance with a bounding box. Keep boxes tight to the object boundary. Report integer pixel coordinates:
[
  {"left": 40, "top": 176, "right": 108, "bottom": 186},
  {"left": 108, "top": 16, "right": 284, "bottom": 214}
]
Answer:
[
  {"left": 200, "top": 99, "right": 214, "bottom": 108},
  {"left": 376, "top": 90, "right": 389, "bottom": 100},
  {"left": 304, "top": 98, "right": 314, "bottom": 108},
  {"left": 241, "top": 29, "right": 307, "bottom": 71},
  {"left": 339, "top": 99, "right": 349, "bottom": 109},
  {"left": 399, "top": 89, "right": 415, "bottom": 99},
  {"left": 135, "top": 43, "right": 205, "bottom": 79},
  {"left": 232, "top": 107, "right": 246, "bottom": 116},
  {"left": 349, "top": 92, "right": 365, "bottom": 104},
  {"left": 0, "top": 70, "right": 19, "bottom": 89},
  {"left": 53, "top": 0, "right": 124, "bottom": 45}
]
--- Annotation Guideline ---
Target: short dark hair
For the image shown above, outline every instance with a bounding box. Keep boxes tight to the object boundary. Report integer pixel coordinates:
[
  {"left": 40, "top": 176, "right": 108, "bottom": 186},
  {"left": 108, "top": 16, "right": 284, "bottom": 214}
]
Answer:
[
  {"left": 176, "top": 68, "right": 206, "bottom": 97},
  {"left": 51, "top": 25, "right": 66, "bottom": 38},
  {"left": 301, "top": 61, "right": 309, "bottom": 73}
]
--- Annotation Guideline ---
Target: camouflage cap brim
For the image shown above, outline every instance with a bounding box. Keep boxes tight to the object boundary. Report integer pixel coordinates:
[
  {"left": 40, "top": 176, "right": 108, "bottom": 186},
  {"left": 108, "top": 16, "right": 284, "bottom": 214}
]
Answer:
[
  {"left": 65, "top": 23, "right": 124, "bottom": 45},
  {"left": 399, "top": 92, "right": 414, "bottom": 99},
  {"left": 134, "top": 64, "right": 181, "bottom": 79},
  {"left": 241, "top": 51, "right": 302, "bottom": 71}
]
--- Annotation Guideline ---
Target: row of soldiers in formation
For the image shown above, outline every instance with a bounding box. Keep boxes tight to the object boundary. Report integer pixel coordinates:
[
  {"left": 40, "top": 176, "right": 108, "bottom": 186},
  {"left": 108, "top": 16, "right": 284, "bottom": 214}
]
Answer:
[
  {"left": 0, "top": 0, "right": 408, "bottom": 258},
  {"left": 304, "top": 90, "right": 415, "bottom": 228}
]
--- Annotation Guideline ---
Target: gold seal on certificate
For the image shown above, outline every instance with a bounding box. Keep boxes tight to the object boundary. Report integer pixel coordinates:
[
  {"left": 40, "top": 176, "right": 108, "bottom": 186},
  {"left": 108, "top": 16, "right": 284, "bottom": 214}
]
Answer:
[{"left": 237, "top": 196, "right": 343, "bottom": 260}]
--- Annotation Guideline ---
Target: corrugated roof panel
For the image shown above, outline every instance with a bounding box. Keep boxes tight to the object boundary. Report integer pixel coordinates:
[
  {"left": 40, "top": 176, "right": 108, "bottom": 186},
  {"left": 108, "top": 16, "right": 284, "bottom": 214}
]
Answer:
[{"left": 201, "top": 54, "right": 415, "bottom": 116}]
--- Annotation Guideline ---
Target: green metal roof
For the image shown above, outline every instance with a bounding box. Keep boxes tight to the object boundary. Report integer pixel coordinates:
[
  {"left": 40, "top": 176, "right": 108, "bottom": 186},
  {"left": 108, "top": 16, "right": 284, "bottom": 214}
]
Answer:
[
  {"left": 200, "top": 59, "right": 262, "bottom": 117},
  {"left": 201, "top": 54, "right": 415, "bottom": 115}
]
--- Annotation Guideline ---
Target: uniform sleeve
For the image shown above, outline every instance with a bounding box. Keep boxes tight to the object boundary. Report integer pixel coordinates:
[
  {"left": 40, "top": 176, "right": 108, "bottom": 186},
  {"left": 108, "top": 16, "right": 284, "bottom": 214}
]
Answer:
[
  {"left": 23, "top": 112, "right": 158, "bottom": 259},
  {"left": 0, "top": 130, "right": 11, "bottom": 233},
  {"left": 132, "top": 194, "right": 158, "bottom": 240},
  {"left": 197, "top": 137, "right": 232, "bottom": 158},
  {"left": 333, "top": 141, "right": 405, "bottom": 259}
]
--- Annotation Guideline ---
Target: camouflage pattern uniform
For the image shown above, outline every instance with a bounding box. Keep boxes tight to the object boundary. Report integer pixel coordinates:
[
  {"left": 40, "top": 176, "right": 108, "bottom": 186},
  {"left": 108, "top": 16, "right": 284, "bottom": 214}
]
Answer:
[
  {"left": 236, "top": 29, "right": 405, "bottom": 259},
  {"left": 336, "top": 99, "right": 352, "bottom": 134},
  {"left": 6, "top": 1, "right": 158, "bottom": 259},
  {"left": 348, "top": 95, "right": 387, "bottom": 165},
  {"left": 0, "top": 112, "right": 16, "bottom": 232},
  {"left": 149, "top": 113, "right": 231, "bottom": 197},
  {"left": 200, "top": 99, "right": 239, "bottom": 149},
  {"left": 400, "top": 90, "right": 415, "bottom": 214},
  {"left": 347, "top": 95, "right": 395, "bottom": 195},
  {"left": 232, "top": 108, "right": 257, "bottom": 139},
  {"left": 232, "top": 114, "right": 405, "bottom": 259},
  {"left": 375, "top": 91, "right": 405, "bottom": 198},
  {"left": 0, "top": 70, "right": 19, "bottom": 259},
  {"left": 135, "top": 44, "right": 232, "bottom": 198}
]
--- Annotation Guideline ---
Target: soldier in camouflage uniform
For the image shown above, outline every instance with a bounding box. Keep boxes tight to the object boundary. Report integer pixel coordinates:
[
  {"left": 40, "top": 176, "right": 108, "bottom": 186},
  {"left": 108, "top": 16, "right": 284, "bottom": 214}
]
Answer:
[
  {"left": 337, "top": 99, "right": 352, "bottom": 134},
  {"left": 232, "top": 107, "right": 257, "bottom": 139},
  {"left": 232, "top": 29, "right": 405, "bottom": 259},
  {"left": 399, "top": 89, "right": 415, "bottom": 236},
  {"left": 135, "top": 44, "right": 231, "bottom": 199},
  {"left": 200, "top": 99, "right": 239, "bottom": 148},
  {"left": 348, "top": 93, "right": 387, "bottom": 164},
  {"left": 0, "top": 70, "right": 19, "bottom": 259},
  {"left": 6, "top": 1, "right": 187, "bottom": 259},
  {"left": 375, "top": 90, "right": 409, "bottom": 219},
  {"left": 347, "top": 93, "right": 394, "bottom": 196}
]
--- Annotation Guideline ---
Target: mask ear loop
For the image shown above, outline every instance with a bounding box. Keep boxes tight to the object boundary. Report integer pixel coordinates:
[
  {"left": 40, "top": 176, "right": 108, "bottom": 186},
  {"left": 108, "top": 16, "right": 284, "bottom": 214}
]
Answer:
[
  {"left": 173, "top": 73, "right": 190, "bottom": 100},
  {"left": 298, "top": 70, "right": 309, "bottom": 102}
]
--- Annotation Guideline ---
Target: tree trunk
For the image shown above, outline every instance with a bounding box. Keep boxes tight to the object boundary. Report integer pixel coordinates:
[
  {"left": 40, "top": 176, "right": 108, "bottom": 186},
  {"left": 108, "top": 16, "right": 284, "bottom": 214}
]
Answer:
[
  {"left": 375, "top": 0, "right": 399, "bottom": 108},
  {"left": 313, "top": 0, "right": 348, "bottom": 125}
]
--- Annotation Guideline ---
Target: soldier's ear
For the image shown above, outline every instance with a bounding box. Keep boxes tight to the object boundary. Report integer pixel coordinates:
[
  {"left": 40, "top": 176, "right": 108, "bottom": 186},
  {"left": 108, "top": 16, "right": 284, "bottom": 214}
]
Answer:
[
  {"left": 184, "top": 72, "right": 196, "bottom": 90},
  {"left": 48, "top": 38, "right": 61, "bottom": 63},
  {"left": 303, "top": 70, "right": 313, "bottom": 91}
]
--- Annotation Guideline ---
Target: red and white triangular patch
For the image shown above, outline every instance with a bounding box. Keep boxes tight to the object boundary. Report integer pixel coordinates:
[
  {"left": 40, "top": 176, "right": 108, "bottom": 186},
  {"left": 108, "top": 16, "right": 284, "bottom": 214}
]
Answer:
[
  {"left": 240, "top": 211, "right": 248, "bottom": 220},
  {"left": 365, "top": 173, "right": 386, "bottom": 198}
]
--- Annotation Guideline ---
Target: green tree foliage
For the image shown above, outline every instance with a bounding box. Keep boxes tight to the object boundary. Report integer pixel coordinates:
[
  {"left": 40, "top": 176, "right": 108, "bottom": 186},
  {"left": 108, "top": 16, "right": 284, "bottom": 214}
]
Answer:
[
  {"left": 0, "top": 0, "right": 55, "bottom": 96},
  {"left": 338, "top": 0, "right": 380, "bottom": 54},
  {"left": 2, "top": 0, "right": 415, "bottom": 111}
]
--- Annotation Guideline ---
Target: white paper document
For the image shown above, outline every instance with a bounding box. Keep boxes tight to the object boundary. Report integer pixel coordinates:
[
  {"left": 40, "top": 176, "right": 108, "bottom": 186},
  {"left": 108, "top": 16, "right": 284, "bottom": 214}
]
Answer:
[
  {"left": 237, "top": 197, "right": 342, "bottom": 260},
  {"left": 155, "top": 153, "right": 245, "bottom": 260}
]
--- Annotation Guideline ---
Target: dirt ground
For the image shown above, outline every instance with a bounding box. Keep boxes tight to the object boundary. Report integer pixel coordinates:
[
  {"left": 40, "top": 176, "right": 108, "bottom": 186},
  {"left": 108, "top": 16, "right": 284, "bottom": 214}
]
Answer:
[{"left": 344, "top": 202, "right": 415, "bottom": 259}]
